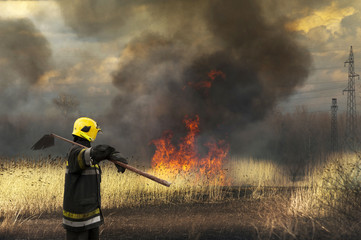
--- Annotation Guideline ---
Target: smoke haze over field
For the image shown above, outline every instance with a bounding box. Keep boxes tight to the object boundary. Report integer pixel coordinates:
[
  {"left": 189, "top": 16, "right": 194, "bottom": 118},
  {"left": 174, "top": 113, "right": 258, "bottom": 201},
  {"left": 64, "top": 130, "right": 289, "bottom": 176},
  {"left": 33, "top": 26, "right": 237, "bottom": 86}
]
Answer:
[
  {"left": 0, "top": 0, "right": 360, "bottom": 159},
  {"left": 0, "top": 18, "right": 54, "bottom": 155},
  {"left": 0, "top": 18, "right": 52, "bottom": 110},
  {"left": 108, "top": 0, "right": 311, "bottom": 155}
]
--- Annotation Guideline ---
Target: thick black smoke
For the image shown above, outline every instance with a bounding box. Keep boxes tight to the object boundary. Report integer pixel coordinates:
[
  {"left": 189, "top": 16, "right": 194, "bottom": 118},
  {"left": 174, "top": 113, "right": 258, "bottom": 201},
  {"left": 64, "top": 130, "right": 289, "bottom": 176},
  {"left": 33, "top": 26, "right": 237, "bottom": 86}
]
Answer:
[
  {"left": 0, "top": 18, "right": 53, "bottom": 156},
  {"left": 0, "top": 18, "right": 52, "bottom": 111},
  {"left": 0, "top": 18, "right": 51, "bottom": 86},
  {"left": 104, "top": 0, "right": 311, "bottom": 157},
  {"left": 0, "top": 1, "right": 332, "bottom": 159}
]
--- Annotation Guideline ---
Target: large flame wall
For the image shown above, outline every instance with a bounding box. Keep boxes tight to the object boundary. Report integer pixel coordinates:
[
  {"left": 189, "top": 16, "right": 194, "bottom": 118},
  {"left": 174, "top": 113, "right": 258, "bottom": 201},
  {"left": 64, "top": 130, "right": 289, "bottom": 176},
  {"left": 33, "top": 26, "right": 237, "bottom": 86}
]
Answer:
[{"left": 151, "top": 115, "right": 229, "bottom": 185}]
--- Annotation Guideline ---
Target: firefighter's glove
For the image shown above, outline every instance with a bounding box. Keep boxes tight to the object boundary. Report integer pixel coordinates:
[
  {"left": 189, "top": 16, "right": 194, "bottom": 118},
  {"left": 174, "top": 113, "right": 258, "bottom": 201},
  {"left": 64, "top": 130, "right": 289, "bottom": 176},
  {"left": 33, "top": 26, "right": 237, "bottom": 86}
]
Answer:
[
  {"left": 90, "top": 145, "right": 115, "bottom": 164},
  {"left": 109, "top": 152, "right": 128, "bottom": 173}
]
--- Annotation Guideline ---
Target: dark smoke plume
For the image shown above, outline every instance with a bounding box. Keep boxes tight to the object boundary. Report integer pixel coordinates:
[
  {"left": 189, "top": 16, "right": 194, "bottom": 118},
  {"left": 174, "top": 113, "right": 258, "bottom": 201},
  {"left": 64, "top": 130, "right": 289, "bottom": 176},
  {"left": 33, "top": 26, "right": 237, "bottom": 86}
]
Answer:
[
  {"left": 0, "top": 1, "right": 318, "bottom": 158},
  {"left": 0, "top": 18, "right": 53, "bottom": 156},
  {"left": 0, "top": 18, "right": 52, "bottom": 112},
  {"left": 105, "top": 0, "right": 311, "bottom": 157},
  {"left": 0, "top": 18, "right": 51, "bottom": 86}
]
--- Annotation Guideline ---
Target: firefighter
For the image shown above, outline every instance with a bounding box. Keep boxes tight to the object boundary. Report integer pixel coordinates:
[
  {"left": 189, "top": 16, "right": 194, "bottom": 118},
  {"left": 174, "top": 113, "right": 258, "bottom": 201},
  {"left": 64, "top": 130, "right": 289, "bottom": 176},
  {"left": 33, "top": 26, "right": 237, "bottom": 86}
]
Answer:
[{"left": 63, "top": 117, "right": 128, "bottom": 240}]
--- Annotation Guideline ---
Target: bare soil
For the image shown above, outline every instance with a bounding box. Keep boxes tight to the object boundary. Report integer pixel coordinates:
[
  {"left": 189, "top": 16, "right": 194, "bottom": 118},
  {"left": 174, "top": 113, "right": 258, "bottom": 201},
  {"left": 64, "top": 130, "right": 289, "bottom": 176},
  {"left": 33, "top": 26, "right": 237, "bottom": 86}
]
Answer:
[{"left": 0, "top": 199, "right": 350, "bottom": 240}]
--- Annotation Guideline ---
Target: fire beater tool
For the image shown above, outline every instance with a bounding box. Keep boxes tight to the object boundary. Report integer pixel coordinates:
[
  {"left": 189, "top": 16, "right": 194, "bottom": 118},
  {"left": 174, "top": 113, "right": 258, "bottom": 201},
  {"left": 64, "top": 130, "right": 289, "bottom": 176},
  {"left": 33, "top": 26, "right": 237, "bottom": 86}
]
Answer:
[{"left": 31, "top": 133, "right": 172, "bottom": 187}]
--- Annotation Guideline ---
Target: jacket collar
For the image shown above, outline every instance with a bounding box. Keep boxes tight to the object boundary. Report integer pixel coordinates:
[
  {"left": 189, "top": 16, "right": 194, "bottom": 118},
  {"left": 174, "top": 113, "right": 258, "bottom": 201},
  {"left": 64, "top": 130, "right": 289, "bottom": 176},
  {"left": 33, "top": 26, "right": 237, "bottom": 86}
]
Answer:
[{"left": 74, "top": 136, "right": 91, "bottom": 148}]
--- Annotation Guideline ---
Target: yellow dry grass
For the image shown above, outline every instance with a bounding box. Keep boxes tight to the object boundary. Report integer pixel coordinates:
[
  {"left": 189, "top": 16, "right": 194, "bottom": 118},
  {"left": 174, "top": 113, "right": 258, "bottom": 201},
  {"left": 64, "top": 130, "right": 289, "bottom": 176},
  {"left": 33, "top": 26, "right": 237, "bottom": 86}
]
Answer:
[
  {"left": 0, "top": 156, "right": 287, "bottom": 218},
  {"left": 287, "top": 153, "right": 361, "bottom": 218},
  {"left": 0, "top": 156, "right": 228, "bottom": 219},
  {"left": 0, "top": 157, "right": 64, "bottom": 218},
  {"left": 0, "top": 153, "right": 359, "bottom": 227},
  {"left": 226, "top": 156, "right": 291, "bottom": 187}
]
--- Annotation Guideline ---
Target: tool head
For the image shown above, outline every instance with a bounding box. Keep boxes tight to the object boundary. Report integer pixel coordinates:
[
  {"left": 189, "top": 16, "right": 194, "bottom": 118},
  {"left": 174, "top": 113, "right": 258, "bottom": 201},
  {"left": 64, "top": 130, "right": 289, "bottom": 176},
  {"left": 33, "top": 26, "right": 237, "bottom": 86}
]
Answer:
[{"left": 31, "top": 134, "right": 55, "bottom": 150}]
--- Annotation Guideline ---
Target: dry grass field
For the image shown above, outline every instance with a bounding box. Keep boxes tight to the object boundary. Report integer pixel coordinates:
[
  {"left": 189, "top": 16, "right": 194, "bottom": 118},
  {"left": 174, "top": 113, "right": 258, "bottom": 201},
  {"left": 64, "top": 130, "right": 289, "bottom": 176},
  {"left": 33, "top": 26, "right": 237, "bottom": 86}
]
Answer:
[{"left": 1, "top": 154, "right": 361, "bottom": 239}]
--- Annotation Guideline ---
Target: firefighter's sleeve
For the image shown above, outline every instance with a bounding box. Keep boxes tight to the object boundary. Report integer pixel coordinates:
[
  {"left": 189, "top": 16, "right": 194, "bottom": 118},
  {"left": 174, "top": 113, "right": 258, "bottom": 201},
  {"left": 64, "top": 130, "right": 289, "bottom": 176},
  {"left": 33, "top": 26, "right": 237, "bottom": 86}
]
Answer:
[{"left": 67, "top": 146, "right": 94, "bottom": 173}]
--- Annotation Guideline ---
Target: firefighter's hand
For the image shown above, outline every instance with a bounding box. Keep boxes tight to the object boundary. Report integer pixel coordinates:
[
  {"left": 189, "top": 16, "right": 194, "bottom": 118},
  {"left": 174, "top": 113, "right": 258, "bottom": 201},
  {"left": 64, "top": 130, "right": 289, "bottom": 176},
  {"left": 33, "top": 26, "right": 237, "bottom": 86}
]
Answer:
[
  {"left": 109, "top": 152, "right": 128, "bottom": 173},
  {"left": 90, "top": 145, "right": 115, "bottom": 164}
]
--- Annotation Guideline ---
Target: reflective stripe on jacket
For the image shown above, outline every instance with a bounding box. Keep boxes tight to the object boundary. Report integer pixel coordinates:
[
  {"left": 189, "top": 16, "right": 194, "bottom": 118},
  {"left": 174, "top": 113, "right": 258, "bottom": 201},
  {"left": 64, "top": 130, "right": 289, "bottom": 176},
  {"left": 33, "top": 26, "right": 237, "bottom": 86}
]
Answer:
[{"left": 63, "top": 138, "right": 103, "bottom": 231}]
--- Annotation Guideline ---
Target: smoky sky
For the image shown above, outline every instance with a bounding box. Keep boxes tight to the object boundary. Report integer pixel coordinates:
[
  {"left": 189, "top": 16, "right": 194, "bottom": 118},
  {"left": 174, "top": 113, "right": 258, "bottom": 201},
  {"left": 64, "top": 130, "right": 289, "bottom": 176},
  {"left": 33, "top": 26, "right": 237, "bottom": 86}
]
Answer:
[
  {"left": 103, "top": 0, "right": 312, "bottom": 157},
  {"left": 56, "top": 0, "right": 146, "bottom": 40},
  {"left": 0, "top": 0, "right": 314, "bottom": 158}
]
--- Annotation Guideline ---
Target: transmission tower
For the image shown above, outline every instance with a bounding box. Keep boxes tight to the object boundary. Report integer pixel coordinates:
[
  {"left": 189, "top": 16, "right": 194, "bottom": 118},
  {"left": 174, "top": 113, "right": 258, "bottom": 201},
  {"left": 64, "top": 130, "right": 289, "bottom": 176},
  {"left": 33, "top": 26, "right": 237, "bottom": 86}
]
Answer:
[
  {"left": 343, "top": 46, "right": 359, "bottom": 148},
  {"left": 331, "top": 98, "right": 338, "bottom": 152}
]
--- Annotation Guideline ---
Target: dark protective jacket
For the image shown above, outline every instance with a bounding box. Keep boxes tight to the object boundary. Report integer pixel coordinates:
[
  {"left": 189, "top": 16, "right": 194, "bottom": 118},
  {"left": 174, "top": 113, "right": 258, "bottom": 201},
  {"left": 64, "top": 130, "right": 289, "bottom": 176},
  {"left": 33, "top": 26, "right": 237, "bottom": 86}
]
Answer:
[{"left": 63, "top": 138, "right": 104, "bottom": 231}]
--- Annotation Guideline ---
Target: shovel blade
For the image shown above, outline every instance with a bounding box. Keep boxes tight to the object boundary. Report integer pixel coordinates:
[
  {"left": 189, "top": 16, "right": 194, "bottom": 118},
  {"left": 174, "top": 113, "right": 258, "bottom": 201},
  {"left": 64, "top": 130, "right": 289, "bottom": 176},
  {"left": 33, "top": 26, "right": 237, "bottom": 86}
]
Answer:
[{"left": 31, "top": 134, "right": 55, "bottom": 150}]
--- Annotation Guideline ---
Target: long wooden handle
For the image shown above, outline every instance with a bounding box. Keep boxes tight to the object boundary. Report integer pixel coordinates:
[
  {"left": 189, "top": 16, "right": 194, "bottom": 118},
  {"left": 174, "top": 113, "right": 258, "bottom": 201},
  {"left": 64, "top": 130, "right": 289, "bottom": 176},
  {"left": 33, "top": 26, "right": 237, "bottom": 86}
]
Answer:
[
  {"left": 111, "top": 161, "right": 171, "bottom": 187},
  {"left": 51, "top": 133, "right": 171, "bottom": 187}
]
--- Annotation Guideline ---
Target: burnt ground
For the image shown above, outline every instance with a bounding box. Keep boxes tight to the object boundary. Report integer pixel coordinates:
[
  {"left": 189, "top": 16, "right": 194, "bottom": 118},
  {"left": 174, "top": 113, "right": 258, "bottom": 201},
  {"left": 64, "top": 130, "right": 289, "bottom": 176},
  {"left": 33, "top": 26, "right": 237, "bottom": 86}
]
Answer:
[
  {"left": 101, "top": 201, "right": 259, "bottom": 240},
  {"left": 0, "top": 198, "right": 338, "bottom": 240}
]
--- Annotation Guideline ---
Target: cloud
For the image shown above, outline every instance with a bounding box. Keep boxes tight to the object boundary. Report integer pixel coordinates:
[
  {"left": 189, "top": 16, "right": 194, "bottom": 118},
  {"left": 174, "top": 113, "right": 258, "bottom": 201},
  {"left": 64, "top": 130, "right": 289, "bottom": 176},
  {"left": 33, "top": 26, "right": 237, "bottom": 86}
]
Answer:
[
  {"left": 56, "top": 0, "right": 144, "bottom": 40},
  {"left": 87, "top": 86, "right": 110, "bottom": 96},
  {"left": 37, "top": 70, "right": 61, "bottom": 88},
  {"left": 286, "top": 2, "right": 356, "bottom": 34}
]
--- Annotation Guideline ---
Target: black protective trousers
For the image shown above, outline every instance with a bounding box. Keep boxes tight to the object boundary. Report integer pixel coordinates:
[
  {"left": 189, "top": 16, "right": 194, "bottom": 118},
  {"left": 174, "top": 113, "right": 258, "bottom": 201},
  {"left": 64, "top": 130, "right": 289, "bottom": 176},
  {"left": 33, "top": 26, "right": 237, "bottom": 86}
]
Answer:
[{"left": 66, "top": 227, "right": 99, "bottom": 240}]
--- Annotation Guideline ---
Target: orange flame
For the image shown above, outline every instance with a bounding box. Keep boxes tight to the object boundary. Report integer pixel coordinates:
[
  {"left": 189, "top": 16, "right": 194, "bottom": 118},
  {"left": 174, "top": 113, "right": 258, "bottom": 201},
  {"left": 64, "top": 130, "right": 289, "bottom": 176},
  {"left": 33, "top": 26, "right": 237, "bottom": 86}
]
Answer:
[
  {"left": 208, "top": 70, "right": 226, "bottom": 81},
  {"left": 151, "top": 115, "right": 229, "bottom": 185},
  {"left": 187, "top": 70, "right": 226, "bottom": 95}
]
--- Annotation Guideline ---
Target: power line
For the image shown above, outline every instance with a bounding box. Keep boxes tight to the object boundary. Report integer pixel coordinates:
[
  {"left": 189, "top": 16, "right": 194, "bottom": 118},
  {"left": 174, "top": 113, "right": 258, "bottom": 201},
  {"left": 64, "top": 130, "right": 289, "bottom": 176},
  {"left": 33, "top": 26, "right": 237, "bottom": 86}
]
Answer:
[
  {"left": 289, "top": 95, "right": 343, "bottom": 100},
  {"left": 302, "top": 80, "right": 346, "bottom": 85},
  {"left": 311, "top": 66, "right": 342, "bottom": 70},
  {"left": 291, "top": 86, "right": 345, "bottom": 95}
]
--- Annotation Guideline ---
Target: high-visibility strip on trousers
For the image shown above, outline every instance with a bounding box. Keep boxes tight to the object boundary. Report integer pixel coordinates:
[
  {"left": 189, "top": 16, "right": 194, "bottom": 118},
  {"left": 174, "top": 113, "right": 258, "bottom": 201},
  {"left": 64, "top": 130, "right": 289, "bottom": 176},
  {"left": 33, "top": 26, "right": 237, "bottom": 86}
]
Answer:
[{"left": 63, "top": 216, "right": 102, "bottom": 228}]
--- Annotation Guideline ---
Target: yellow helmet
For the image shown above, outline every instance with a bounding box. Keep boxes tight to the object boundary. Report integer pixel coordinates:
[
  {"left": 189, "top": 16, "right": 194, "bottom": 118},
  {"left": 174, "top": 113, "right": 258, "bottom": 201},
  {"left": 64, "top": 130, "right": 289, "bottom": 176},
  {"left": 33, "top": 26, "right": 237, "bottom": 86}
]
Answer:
[{"left": 72, "top": 117, "right": 101, "bottom": 142}]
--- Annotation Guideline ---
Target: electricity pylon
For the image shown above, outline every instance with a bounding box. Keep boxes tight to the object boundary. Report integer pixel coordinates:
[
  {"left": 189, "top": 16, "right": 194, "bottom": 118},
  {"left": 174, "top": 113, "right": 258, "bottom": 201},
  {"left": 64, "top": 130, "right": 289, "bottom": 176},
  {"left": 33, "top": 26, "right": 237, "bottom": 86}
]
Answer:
[
  {"left": 331, "top": 98, "right": 338, "bottom": 152},
  {"left": 343, "top": 46, "right": 359, "bottom": 149}
]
